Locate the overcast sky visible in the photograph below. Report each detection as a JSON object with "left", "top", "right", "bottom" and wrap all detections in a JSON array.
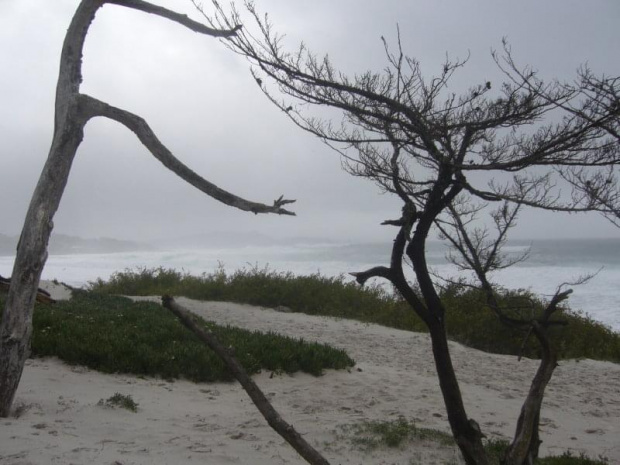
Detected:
[{"left": 0, "top": 0, "right": 618, "bottom": 244}]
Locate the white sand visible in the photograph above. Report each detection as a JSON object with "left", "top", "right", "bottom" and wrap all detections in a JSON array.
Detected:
[
  {"left": 39, "top": 280, "right": 74, "bottom": 302},
  {"left": 1, "top": 291, "right": 618, "bottom": 464}
]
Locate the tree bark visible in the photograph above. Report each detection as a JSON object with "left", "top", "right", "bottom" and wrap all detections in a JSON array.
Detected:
[
  {"left": 162, "top": 296, "right": 331, "bottom": 465},
  {"left": 0, "top": 121, "right": 86, "bottom": 416}
]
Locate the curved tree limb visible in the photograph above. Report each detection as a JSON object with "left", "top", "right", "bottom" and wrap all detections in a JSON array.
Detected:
[
  {"left": 349, "top": 266, "right": 392, "bottom": 285},
  {"left": 351, "top": 201, "right": 430, "bottom": 324},
  {"left": 107, "top": 0, "right": 242, "bottom": 37},
  {"left": 80, "top": 94, "right": 295, "bottom": 215}
]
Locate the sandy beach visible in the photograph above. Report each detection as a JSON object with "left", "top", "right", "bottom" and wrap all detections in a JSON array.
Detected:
[{"left": 1, "top": 285, "right": 619, "bottom": 464}]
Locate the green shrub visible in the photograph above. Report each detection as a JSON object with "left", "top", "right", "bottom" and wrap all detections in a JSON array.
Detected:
[
  {"left": 537, "top": 452, "right": 609, "bottom": 465},
  {"left": 89, "top": 266, "right": 416, "bottom": 327},
  {"left": 482, "top": 440, "right": 608, "bottom": 465},
  {"left": 98, "top": 393, "right": 138, "bottom": 412},
  {"left": 90, "top": 267, "right": 620, "bottom": 363},
  {"left": 1, "top": 291, "right": 354, "bottom": 382},
  {"left": 440, "top": 284, "right": 620, "bottom": 361}
]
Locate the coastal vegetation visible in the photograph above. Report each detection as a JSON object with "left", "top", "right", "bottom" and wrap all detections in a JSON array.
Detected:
[
  {"left": 0, "top": 290, "right": 354, "bottom": 382},
  {"left": 1, "top": 276, "right": 613, "bottom": 464},
  {"left": 90, "top": 267, "right": 620, "bottom": 363},
  {"left": 97, "top": 393, "right": 139, "bottom": 413},
  {"left": 334, "top": 417, "right": 608, "bottom": 464}
]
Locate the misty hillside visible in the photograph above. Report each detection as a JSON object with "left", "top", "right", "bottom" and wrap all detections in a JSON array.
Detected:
[{"left": 0, "top": 233, "right": 153, "bottom": 257}]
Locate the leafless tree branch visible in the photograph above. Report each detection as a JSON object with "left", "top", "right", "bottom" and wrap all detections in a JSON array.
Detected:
[{"left": 162, "top": 296, "right": 331, "bottom": 465}]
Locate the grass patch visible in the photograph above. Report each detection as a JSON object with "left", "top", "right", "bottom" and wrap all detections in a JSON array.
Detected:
[
  {"left": 340, "top": 416, "right": 453, "bottom": 451},
  {"left": 537, "top": 452, "right": 609, "bottom": 465},
  {"left": 98, "top": 393, "right": 138, "bottom": 412},
  {"left": 336, "top": 420, "right": 607, "bottom": 464},
  {"left": 483, "top": 440, "right": 609, "bottom": 465},
  {"left": 1, "top": 291, "right": 353, "bottom": 382},
  {"left": 90, "top": 267, "right": 620, "bottom": 363}
]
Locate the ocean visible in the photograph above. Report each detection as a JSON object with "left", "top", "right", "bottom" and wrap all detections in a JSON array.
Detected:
[{"left": 1, "top": 238, "right": 618, "bottom": 331}]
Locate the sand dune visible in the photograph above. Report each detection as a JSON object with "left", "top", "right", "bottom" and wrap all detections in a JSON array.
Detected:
[{"left": 1, "top": 289, "right": 618, "bottom": 464}]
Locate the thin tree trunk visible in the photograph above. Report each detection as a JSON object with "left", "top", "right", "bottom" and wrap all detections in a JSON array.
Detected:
[
  {"left": 355, "top": 192, "right": 489, "bottom": 464},
  {"left": 0, "top": 117, "right": 87, "bottom": 416},
  {"left": 161, "top": 296, "right": 331, "bottom": 465},
  {"left": 427, "top": 321, "right": 489, "bottom": 465},
  {"left": 0, "top": 0, "right": 100, "bottom": 417},
  {"left": 503, "top": 290, "right": 570, "bottom": 465},
  {"left": 408, "top": 213, "right": 488, "bottom": 465},
  {"left": 503, "top": 324, "right": 558, "bottom": 465}
]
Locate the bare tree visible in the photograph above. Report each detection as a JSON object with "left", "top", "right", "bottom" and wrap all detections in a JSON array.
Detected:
[
  {"left": 553, "top": 70, "right": 619, "bottom": 227},
  {"left": 199, "top": 3, "right": 619, "bottom": 464},
  {"left": 498, "top": 55, "right": 620, "bottom": 227},
  {"left": 0, "top": 0, "right": 295, "bottom": 418}
]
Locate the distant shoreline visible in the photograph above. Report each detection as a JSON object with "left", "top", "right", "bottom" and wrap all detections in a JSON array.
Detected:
[{"left": 1, "top": 232, "right": 618, "bottom": 258}]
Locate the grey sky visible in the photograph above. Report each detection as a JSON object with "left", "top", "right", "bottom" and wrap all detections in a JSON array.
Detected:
[{"left": 0, "top": 0, "right": 618, "bottom": 243}]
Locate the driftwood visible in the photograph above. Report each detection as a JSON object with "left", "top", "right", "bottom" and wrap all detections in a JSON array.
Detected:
[
  {"left": 0, "top": 276, "right": 55, "bottom": 305},
  {"left": 161, "top": 296, "right": 331, "bottom": 465}
]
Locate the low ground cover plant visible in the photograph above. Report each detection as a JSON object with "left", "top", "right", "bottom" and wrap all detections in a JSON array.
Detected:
[
  {"left": 98, "top": 393, "right": 139, "bottom": 412},
  {"left": 90, "top": 267, "right": 620, "bottom": 362},
  {"left": 335, "top": 418, "right": 608, "bottom": 464},
  {"left": 339, "top": 416, "right": 454, "bottom": 451},
  {"left": 0, "top": 291, "right": 354, "bottom": 382}
]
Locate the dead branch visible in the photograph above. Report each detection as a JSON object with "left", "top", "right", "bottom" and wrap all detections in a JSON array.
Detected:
[
  {"left": 349, "top": 267, "right": 392, "bottom": 286},
  {"left": 161, "top": 296, "right": 331, "bottom": 465},
  {"left": 108, "top": 0, "right": 242, "bottom": 37},
  {"left": 80, "top": 95, "right": 296, "bottom": 215},
  {"left": 0, "top": 275, "right": 55, "bottom": 305}
]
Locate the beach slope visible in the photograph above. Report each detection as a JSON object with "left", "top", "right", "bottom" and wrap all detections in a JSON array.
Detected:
[{"left": 1, "top": 294, "right": 618, "bottom": 464}]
